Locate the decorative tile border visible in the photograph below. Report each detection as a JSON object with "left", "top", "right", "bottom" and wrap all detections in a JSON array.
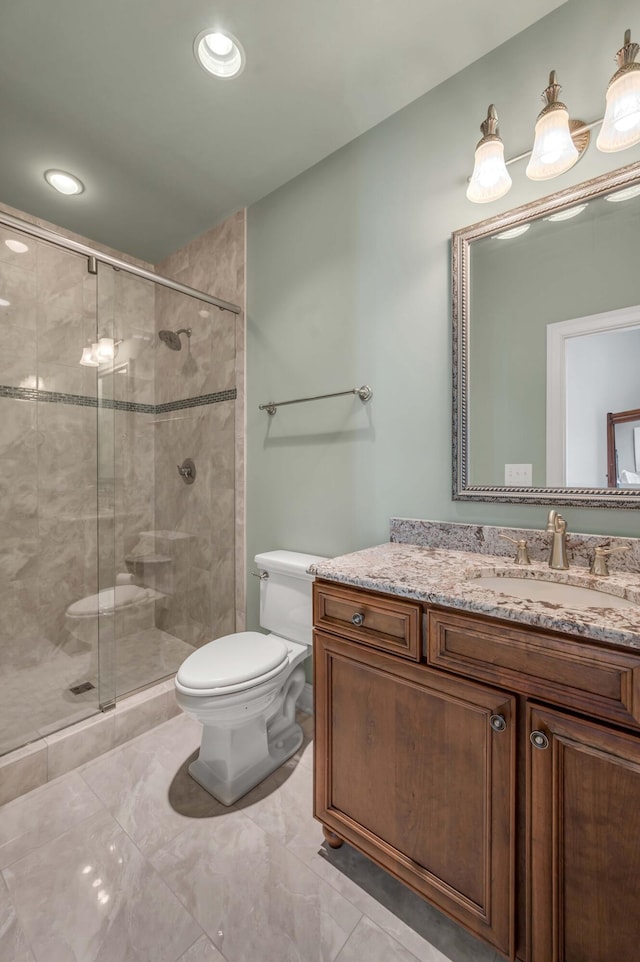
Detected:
[
  {"left": 101, "top": 397, "right": 155, "bottom": 413},
  {"left": 0, "top": 384, "right": 236, "bottom": 414},
  {"left": 156, "top": 389, "right": 237, "bottom": 413}
]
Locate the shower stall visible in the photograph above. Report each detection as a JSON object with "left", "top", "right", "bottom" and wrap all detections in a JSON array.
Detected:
[{"left": 0, "top": 210, "right": 241, "bottom": 759}]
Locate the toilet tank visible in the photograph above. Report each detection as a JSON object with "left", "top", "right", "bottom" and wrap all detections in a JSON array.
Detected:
[{"left": 256, "top": 550, "right": 327, "bottom": 645}]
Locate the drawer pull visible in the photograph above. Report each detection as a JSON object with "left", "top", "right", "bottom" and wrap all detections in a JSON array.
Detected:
[
  {"left": 351, "top": 612, "right": 365, "bottom": 626},
  {"left": 490, "top": 714, "right": 507, "bottom": 733},
  {"left": 530, "top": 730, "right": 549, "bottom": 750}
]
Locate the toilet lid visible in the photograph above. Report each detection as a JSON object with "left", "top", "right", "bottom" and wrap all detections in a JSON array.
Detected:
[
  {"left": 67, "top": 584, "right": 149, "bottom": 617},
  {"left": 176, "top": 632, "right": 289, "bottom": 691}
]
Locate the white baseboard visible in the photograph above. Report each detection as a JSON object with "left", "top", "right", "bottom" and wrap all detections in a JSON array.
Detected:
[{"left": 297, "top": 682, "right": 313, "bottom": 716}]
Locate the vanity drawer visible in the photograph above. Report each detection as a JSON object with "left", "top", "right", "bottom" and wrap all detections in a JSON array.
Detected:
[
  {"left": 427, "top": 607, "right": 640, "bottom": 730},
  {"left": 313, "top": 581, "right": 421, "bottom": 660}
]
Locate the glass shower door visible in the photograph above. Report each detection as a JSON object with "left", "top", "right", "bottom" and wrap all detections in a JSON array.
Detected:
[
  {"left": 97, "top": 264, "right": 236, "bottom": 700},
  {"left": 0, "top": 226, "right": 107, "bottom": 754},
  {"left": 97, "top": 263, "right": 188, "bottom": 699}
]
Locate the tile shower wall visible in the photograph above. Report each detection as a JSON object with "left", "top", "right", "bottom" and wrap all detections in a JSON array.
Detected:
[{"left": 155, "top": 210, "right": 246, "bottom": 648}]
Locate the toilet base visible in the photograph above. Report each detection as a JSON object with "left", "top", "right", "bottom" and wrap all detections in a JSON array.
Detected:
[
  {"left": 186, "top": 663, "right": 306, "bottom": 806},
  {"left": 188, "top": 722, "right": 303, "bottom": 806}
]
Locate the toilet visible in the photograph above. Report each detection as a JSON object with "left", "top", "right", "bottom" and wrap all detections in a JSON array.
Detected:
[
  {"left": 65, "top": 575, "right": 164, "bottom": 649},
  {"left": 174, "top": 549, "right": 326, "bottom": 805}
]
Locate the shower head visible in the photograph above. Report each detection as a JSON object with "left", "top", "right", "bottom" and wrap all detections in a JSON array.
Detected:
[{"left": 158, "top": 328, "right": 191, "bottom": 351}]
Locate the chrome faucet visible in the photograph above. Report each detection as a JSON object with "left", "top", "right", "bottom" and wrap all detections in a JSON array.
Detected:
[{"left": 546, "top": 510, "right": 569, "bottom": 570}]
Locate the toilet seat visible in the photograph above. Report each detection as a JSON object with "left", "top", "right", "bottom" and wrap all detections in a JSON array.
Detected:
[
  {"left": 175, "top": 632, "right": 290, "bottom": 697},
  {"left": 66, "top": 584, "right": 154, "bottom": 618}
]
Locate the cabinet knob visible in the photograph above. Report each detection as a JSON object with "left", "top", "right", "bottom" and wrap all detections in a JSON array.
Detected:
[
  {"left": 351, "top": 612, "right": 364, "bottom": 626},
  {"left": 530, "top": 730, "right": 549, "bottom": 750},
  {"left": 489, "top": 714, "right": 507, "bottom": 733}
]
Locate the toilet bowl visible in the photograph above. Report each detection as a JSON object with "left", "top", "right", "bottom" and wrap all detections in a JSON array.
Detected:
[
  {"left": 174, "top": 550, "right": 326, "bottom": 805},
  {"left": 65, "top": 579, "right": 162, "bottom": 648}
]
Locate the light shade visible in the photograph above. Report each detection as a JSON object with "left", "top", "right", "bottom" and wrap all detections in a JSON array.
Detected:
[
  {"left": 79, "top": 337, "right": 118, "bottom": 367},
  {"left": 466, "top": 105, "right": 512, "bottom": 204},
  {"left": 80, "top": 346, "right": 99, "bottom": 367},
  {"left": 526, "top": 72, "right": 578, "bottom": 180},
  {"left": 604, "top": 183, "right": 640, "bottom": 202},
  {"left": 495, "top": 224, "right": 530, "bottom": 240},
  {"left": 597, "top": 30, "right": 640, "bottom": 152},
  {"left": 545, "top": 203, "right": 588, "bottom": 222},
  {"left": 96, "top": 337, "right": 116, "bottom": 361}
]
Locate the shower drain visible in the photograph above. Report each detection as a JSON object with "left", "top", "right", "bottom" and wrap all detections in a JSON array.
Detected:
[{"left": 69, "top": 681, "right": 95, "bottom": 695}]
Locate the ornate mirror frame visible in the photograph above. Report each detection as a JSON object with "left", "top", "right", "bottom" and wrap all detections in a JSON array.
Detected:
[{"left": 452, "top": 159, "right": 640, "bottom": 506}]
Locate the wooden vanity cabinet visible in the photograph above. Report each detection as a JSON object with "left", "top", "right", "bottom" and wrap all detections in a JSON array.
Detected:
[
  {"left": 313, "top": 580, "right": 640, "bottom": 962},
  {"left": 313, "top": 583, "right": 516, "bottom": 958},
  {"left": 527, "top": 704, "right": 640, "bottom": 962}
]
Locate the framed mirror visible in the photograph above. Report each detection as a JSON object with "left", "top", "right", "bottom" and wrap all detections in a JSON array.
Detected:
[{"left": 452, "top": 159, "right": 640, "bottom": 505}]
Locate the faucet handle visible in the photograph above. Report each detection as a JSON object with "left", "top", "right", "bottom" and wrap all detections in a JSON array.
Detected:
[
  {"left": 499, "top": 534, "right": 531, "bottom": 565},
  {"left": 590, "top": 545, "right": 631, "bottom": 577}
]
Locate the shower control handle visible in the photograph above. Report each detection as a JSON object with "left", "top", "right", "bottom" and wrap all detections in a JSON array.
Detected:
[{"left": 177, "top": 458, "right": 196, "bottom": 484}]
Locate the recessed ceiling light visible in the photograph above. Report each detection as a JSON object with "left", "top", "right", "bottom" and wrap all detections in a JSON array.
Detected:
[
  {"left": 495, "top": 224, "right": 531, "bottom": 240},
  {"left": 194, "top": 29, "right": 244, "bottom": 78},
  {"left": 0, "top": 297, "right": 11, "bottom": 307},
  {"left": 605, "top": 183, "right": 640, "bottom": 202},
  {"left": 545, "top": 204, "right": 588, "bottom": 222},
  {"left": 5, "top": 238, "right": 29, "bottom": 253},
  {"left": 44, "top": 169, "right": 84, "bottom": 195}
]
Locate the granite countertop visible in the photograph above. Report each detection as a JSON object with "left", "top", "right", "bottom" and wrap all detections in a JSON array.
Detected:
[{"left": 310, "top": 542, "right": 640, "bottom": 650}]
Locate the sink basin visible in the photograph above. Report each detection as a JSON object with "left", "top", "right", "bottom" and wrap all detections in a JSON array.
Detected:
[{"left": 470, "top": 576, "right": 636, "bottom": 610}]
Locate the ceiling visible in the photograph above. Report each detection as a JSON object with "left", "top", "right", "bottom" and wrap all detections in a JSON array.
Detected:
[{"left": 0, "top": 0, "right": 566, "bottom": 263}]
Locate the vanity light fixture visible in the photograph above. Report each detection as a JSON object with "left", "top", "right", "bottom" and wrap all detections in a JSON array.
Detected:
[
  {"left": 525, "top": 72, "right": 582, "bottom": 181},
  {"left": 597, "top": 30, "right": 640, "bottom": 152},
  {"left": 467, "top": 29, "right": 640, "bottom": 203},
  {"left": 194, "top": 29, "right": 244, "bottom": 78},
  {"left": 466, "top": 105, "right": 512, "bottom": 203},
  {"left": 44, "top": 169, "right": 84, "bottom": 195},
  {"left": 4, "top": 238, "right": 29, "bottom": 253}
]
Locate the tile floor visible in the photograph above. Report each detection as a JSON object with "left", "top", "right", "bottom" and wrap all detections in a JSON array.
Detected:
[{"left": 0, "top": 710, "right": 502, "bottom": 962}]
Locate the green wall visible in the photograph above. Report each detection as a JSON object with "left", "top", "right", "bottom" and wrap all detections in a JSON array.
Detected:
[{"left": 246, "top": 0, "right": 640, "bottom": 630}]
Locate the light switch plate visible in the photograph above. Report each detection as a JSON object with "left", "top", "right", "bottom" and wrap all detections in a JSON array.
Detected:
[{"left": 505, "top": 463, "right": 532, "bottom": 485}]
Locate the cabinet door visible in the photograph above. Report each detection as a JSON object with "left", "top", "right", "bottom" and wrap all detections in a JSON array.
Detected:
[
  {"left": 527, "top": 704, "right": 640, "bottom": 962},
  {"left": 314, "top": 631, "right": 516, "bottom": 958}
]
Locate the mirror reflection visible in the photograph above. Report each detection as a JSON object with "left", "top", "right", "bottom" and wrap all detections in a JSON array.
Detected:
[
  {"left": 607, "top": 408, "right": 640, "bottom": 487},
  {"left": 453, "top": 162, "right": 640, "bottom": 505}
]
